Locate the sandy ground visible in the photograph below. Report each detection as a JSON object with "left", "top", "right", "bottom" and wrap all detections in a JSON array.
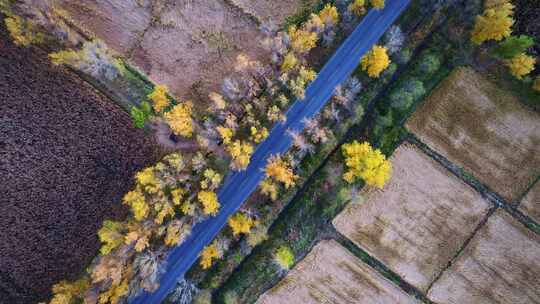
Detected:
[
  {"left": 520, "top": 182, "right": 540, "bottom": 223},
  {"left": 58, "top": 0, "right": 276, "bottom": 105},
  {"left": 0, "top": 20, "right": 157, "bottom": 303},
  {"left": 428, "top": 210, "right": 540, "bottom": 304},
  {"left": 406, "top": 67, "right": 540, "bottom": 202},
  {"left": 332, "top": 144, "right": 490, "bottom": 292},
  {"left": 256, "top": 240, "right": 420, "bottom": 304}
]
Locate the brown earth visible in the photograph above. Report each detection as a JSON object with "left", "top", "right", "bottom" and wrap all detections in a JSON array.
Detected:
[
  {"left": 332, "top": 144, "right": 490, "bottom": 292},
  {"left": 59, "top": 0, "right": 272, "bottom": 105},
  {"left": 228, "top": 0, "right": 305, "bottom": 26},
  {"left": 428, "top": 210, "right": 540, "bottom": 304},
  {"left": 406, "top": 67, "right": 540, "bottom": 202},
  {"left": 0, "top": 20, "right": 157, "bottom": 303},
  {"left": 520, "top": 181, "right": 540, "bottom": 223},
  {"left": 256, "top": 240, "right": 420, "bottom": 304}
]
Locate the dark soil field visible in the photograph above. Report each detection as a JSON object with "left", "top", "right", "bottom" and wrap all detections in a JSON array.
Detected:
[{"left": 0, "top": 21, "right": 158, "bottom": 303}]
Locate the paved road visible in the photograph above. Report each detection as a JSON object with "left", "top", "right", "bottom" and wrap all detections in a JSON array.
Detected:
[{"left": 131, "top": 1, "right": 410, "bottom": 302}]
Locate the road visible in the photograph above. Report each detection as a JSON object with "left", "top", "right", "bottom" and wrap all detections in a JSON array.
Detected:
[{"left": 130, "top": 1, "right": 410, "bottom": 302}]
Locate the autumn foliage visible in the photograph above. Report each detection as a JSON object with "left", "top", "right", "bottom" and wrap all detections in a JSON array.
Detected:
[
  {"left": 471, "top": 1, "right": 514, "bottom": 45},
  {"left": 505, "top": 53, "right": 536, "bottom": 79},
  {"left": 361, "top": 45, "right": 391, "bottom": 78},
  {"left": 342, "top": 141, "right": 392, "bottom": 189}
]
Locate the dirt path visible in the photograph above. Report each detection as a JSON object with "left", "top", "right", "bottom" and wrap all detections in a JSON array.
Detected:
[{"left": 0, "top": 20, "right": 158, "bottom": 303}]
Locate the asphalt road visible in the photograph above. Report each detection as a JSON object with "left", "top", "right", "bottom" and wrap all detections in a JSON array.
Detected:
[{"left": 131, "top": 1, "right": 410, "bottom": 302}]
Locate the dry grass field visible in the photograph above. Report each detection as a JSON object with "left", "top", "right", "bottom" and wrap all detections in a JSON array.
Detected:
[
  {"left": 520, "top": 182, "right": 540, "bottom": 223},
  {"left": 59, "top": 0, "right": 271, "bottom": 103},
  {"left": 428, "top": 210, "right": 540, "bottom": 304},
  {"left": 407, "top": 67, "right": 540, "bottom": 202},
  {"left": 229, "top": 0, "right": 306, "bottom": 26},
  {"left": 332, "top": 144, "right": 490, "bottom": 291},
  {"left": 256, "top": 240, "right": 420, "bottom": 304}
]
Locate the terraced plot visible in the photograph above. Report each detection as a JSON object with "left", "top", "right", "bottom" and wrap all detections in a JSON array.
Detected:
[
  {"left": 256, "top": 240, "right": 420, "bottom": 304},
  {"left": 428, "top": 210, "right": 540, "bottom": 304},
  {"left": 407, "top": 67, "right": 540, "bottom": 202},
  {"left": 332, "top": 144, "right": 490, "bottom": 291}
]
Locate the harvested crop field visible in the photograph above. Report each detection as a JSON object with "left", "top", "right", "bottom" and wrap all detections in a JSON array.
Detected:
[
  {"left": 332, "top": 144, "right": 490, "bottom": 291},
  {"left": 428, "top": 210, "right": 540, "bottom": 304},
  {"left": 59, "top": 0, "right": 271, "bottom": 104},
  {"left": 406, "top": 67, "right": 540, "bottom": 202},
  {"left": 520, "top": 181, "right": 540, "bottom": 223},
  {"left": 257, "top": 240, "right": 420, "bottom": 304},
  {"left": 229, "top": 0, "right": 306, "bottom": 26},
  {"left": 0, "top": 21, "right": 158, "bottom": 303}
]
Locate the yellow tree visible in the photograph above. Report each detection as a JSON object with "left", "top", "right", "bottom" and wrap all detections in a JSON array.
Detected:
[
  {"left": 227, "top": 140, "right": 254, "bottom": 170},
  {"left": 360, "top": 45, "right": 391, "bottom": 78},
  {"left": 49, "top": 278, "right": 90, "bottom": 304},
  {"left": 148, "top": 85, "right": 170, "bottom": 113},
  {"left": 342, "top": 141, "right": 392, "bottom": 189},
  {"left": 288, "top": 25, "right": 318, "bottom": 54},
  {"left": 198, "top": 190, "right": 220, "bottom": 215},
  {"left": 506, "top": 53, "right": 536, "bottom": 79},
  {"left": 348, "top": 0, "right": 366, "bottom": 16},
  {"left": 200, "top": 242, "right": 220, "bottom": 269},
  {"left": 5, "top": 15, "right": 44, "bottom": 46},
  {"left": 228, "top": 212, "right": 256, "bottom": 236},
  {"left": 265, "top": 155, "right": 298, "bottom": 189},
  {"left": 260, "top": 179, "right": 279, "bottom": 201},
  {"left": 370, "top": 0, "right": 385, "bottom": 9},
  {"left": 318, "top": 4, "right": 339, "bottom": 26},
  {"left": 164, "top": 101, "right": 194, "bottom": 138},
  {"left": 471, "top": 4, "right": 514, "bottom": 45}
]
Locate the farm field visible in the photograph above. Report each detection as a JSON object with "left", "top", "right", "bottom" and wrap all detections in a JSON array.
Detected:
[
  {"left": 257, "top": 240, "right": 420, "bottom": 304},
  {"left": 0, "top": 21, "right": 158, "bottom": 303},
  {"left": 332, "top": 143, "right": 490, "bottom": 292},
  {"left": 520, "top": 182, "right": 540, "bottom": 222},
  {"left": 58, "top": 0, "right": 277, "bottom": 104},
  {"left": 406, "top": 67, "right": 540, "bottom": 202},
  {"left": 428, "top": 210, "right": 540, "bottom": 304}
]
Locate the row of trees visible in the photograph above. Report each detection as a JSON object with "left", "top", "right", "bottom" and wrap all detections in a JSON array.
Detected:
[{"left": 471, "top": 0, "right": 538, "bottom": 90}]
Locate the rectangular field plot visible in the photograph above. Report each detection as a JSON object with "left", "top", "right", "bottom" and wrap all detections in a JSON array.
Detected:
[
  {"left": 406, "top": 67, "right": 540, "bottom": 202},
  {"left": 333, "top": 144, "right": 490, "bottom": 291},
  {"left": 428, "top": 210, "right": 540, "bottom": 304},
  {"left": 256, "top": 240, "right": 419, "bottom": 304},
  {"left": 520, "top": 181, "right": 539, "bottom": 223}
]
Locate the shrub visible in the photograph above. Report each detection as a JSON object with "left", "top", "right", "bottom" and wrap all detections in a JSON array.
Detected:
[
  {"left": 389, "top": 79, "right": 425, "bottom": 109},
  {"left": 148, "top": 85, "right": 170, "bottom": 113},
  {"left": 492, "top": 35, "right": 535, "bottom": 59},
  {"left": 417, "top": 54, "right": 441, "bottom": 74},
  {"left": 130, "top": 106, "right": 146, "bottom": 129},
  {"left": 505, "top": 53, "right": 536, "bottom": 79},
  {"left": 274, "top": 246, "right": 295, "bottom": 270},
  {"left": 228, "top": 213, "right": 255, "bottom": 236},
  {"left": 193, "top": 290, "right": 212, "bottom": 304},
  {"left": 4, "top": 15, "right": 43, "bottom": 46}
]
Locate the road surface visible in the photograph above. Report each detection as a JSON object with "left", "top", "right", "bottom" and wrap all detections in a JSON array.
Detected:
[{"left": 131, "top": 1, "right": 410, "bottom": 302}]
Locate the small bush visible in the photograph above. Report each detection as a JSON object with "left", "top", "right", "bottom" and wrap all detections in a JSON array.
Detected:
[{"left": 274, "top": 246, "right": 295, "bottom": 270}]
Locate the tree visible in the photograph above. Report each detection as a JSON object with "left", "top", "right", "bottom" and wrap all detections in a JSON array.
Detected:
[
  {"left": 200, "top": 243, "right": 220, "bottom": 269},
  {"left": 318, "top": 4, "right": 339, "bottom": 27},
  {"left": 260, "top": 179, "right": 280, "bottom": 201},
  {"left": 288, "top": 25, "right": 318, "bottom": 53},
  {"left": 164, "top": 101, "right": 194, "bottom": 138},
  {"left": 5, "top": 15, "right": 44, "bottom": 46},
  {"left": 348, "top": 0, "right": 366, "bottom": 16},
  {"left": 371, "top": 0, "right": 385, "bottom": 9},
  {"left": 506, "top": 53, "right": 536, "bottom": 79},
  {"left": 492, "top": 35, "right": 535, "bottom": 59},
  {"left": 342, "top": 141, "right": 392, "bottom": 189},
  {"left": 148, "top": 84, "right": 171, "bottom": 113},
  {"left": 228, "top": 213, "right": 255, "bottom": 236},
  {"left": 417, "top": 54, "right": 441, "bottom": 74},
  {"left": 360, "top": 45, "right": 391, "bottom": 78},
  {"left": 471, "top": 4, "right": 514, "bottom": 45},
  {"left": 247, "top": 225, "right": 269, "bottom": 247},
  {"left": 274, "top": 246, "right": 294, "bottom": 270},
  {"left": 265, "top": 155, "right": 298, "bottom": 189},
  {"left": 198, "top": 191, "right": 220, "bottom": 216},
  {"left": 98, "top": 220, "right": 125, "bottom": 255},
  {"left": 227, "top": 140, "right": 254, "bottom": 170},
  {"left": 50, "top": 279, "right": 89, "bottom": 304}
]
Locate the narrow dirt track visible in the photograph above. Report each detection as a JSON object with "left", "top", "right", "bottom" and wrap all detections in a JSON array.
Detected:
[{"left": 0, "top": 20, "right": 158, "bottom": 303}]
